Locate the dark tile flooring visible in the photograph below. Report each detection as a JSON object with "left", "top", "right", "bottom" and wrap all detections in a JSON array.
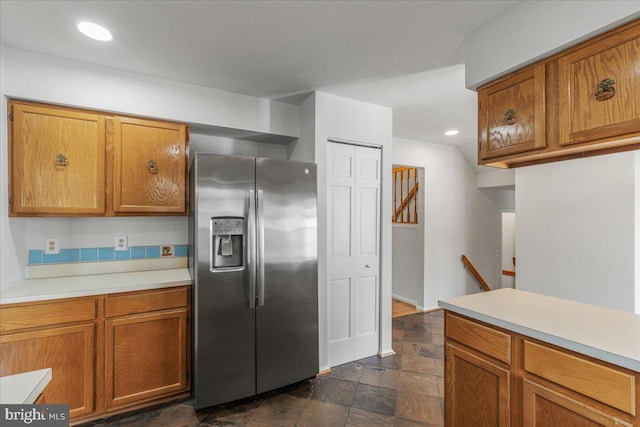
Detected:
[{"left": 83, "top": 310, "right": 444, "bottom": 427}]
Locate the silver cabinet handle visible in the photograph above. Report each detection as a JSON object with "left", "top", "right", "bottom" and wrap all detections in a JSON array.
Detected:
[
  {"left": 257, "top": 189, "right": 265, "bottom": 306},
  {"left": 248, "top": 190, "right": 256, "bottom": 308}
]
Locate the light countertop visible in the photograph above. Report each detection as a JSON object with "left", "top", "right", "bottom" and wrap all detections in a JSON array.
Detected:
[
  {"left": 0, "top": 268, "right": 192, "bottom": 305},
  {"left": 438, "top": 288, "right": 640, "bottom": 372},
  {"left": 0, "top": 368, "right": 52, "bottom": 404}
]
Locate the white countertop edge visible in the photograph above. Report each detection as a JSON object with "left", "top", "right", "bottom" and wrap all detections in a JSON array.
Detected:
[
  {"left": 438, "top": 300, "right": 640, "bottom": 372},
  {"left": 0, "top": 368, "right": 52, "bottom": 404},
  {"left": 1, "top": 279, "right": 192, "bottom": 305},
  {"left": 1, "top": 269, "right": 193, "bottom": 305}
]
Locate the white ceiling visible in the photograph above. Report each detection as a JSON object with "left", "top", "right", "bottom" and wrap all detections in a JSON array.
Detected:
[{"left": 0, "top": 0, "right": 521, "bottom": 148}]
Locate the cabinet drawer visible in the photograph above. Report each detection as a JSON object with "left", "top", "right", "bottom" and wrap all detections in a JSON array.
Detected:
[
  {"left": 445, "top": 313, "right": 511, "bottom": 364},
  {"left": 105, "top": 287, "right": 188, "bottom": 318},
  {"left": 523, "top": 379, "right": 634, "bottom": 427},
  {"left": 0, "top": 298, "right": 97, "bottom": 334},
  {"left": 523, "top": 340, "right": 636, "bottom": 415}
]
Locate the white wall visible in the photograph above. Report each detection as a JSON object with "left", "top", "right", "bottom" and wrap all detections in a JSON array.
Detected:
[
  {"left": 392, "top": 225, "right": 422, "bottom": 306},
  {"left": 465, "top": 2, "right": 640, "bottom": 88},
  {"left": 516, "top": 152, "right": 636, "bottom": 312},
  {"left": 22, "top": 217, "right": 188, "bottom": 253},
  {"left": 477, "top": 169, "right": 515, "bottom": 189},
  {"left": 501, "top": 212, "right": 516, "bottom": 289},
  {"left": 190, "top": 134, "right": 288, "bottom": 160},
  {"left": 636, "top": 151, "right": 640, "bottom": 314},
  {"left": 393, "top": 137, "right": 503, "bottom": 309},
  {"left": 1, "top": 47, "right": 300, "bottom": 136},
  {"left": 305, "top": 92, "right": 393, "bottom": 370},
  {"left": 392, "top": 168, "right": 425, "bottom": 307},
  {"left": 0, "top": 49, "right": 28, "bottom": 287},
  {"left": 486, "top": 189, "right": 515, "bottom": 211},
  {"left": 0, "top": 47, "right": 300, "bottom": 288},
  {"left": 288, "top": 93, "right": 316, "bottom": 163}
]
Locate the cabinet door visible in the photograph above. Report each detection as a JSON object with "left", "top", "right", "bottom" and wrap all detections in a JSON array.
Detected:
[
  {"left": 523, "top": 380, "right": 633, "bottom": 427},
  {"left": 10, "top": 103, "right": 106, "bottom": 214},
  {"left": 105, "top": 308, "right": 188, "bottom": 409},
  {"left": 478, "top": 63, "right": 546, "bottom": 161},
  {"left": 445, "top": 343, "right": 510, "bottom": 427},
  {"left": 559, "top": 23, "right": 640, "bottom": 146},
  {"left": 113, "top": 116, "right": 187, "bottom": 213},
  {"left": 0, "top": 324, "right": 96, "bottom": 419}
]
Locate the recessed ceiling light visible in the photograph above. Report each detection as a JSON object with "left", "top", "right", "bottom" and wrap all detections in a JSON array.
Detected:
[
  {"left": 444, "top": 130, "right": 459, "bottom": 136},
  {"left": 77, "top": 21, "right": 113, "bottom": 41}
]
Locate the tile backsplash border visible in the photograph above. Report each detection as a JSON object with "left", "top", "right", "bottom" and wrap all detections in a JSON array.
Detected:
[{"left": 28, "top": 244, "right": 188, "bottom": 265}]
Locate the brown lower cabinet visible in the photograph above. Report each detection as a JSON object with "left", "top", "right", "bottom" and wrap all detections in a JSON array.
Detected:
[
  {"left": 103, "top": 286, "right": 191, "bottom": 420},
  {"left": 444, "top": 312, "right": 639, "bottom": 427},
  {"left": 446, "top": 343, "right": 511, "bottom": 426},
  {"left": 0, "top": 323, "right": 96, "bottom": 418},
  {"left": 0, "top": 286, "right": 191, "bottom": 425}
]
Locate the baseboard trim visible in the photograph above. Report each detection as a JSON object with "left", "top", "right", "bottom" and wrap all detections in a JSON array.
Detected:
[
  {"left": 418, "top": 305, "right": 441, "bottom": 313},
  {"left": 392, "top": 294, "right": 418, "bottom": 306},
  {"left": 317, "top": 367, "right": 331, "bottom": 376},
  {"left": 378, "top": 349, "right": 396, "bottom": 358},
  {"left": 71, "top": 391, "right": 190, "bottom": 426}
]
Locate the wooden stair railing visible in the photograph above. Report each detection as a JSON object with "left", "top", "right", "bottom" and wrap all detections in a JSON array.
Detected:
[
  {"left": 502, "top": 257, "right": 516, "bottom": 277},
  {"left": 393, "top": 166, "right": 418, "bottom": 223},
  {"left": 394, "top": 184, "right": 418, "bottom": 220},
  {"left": 460, "top": 255, "right": 492, "bottom": 292}
]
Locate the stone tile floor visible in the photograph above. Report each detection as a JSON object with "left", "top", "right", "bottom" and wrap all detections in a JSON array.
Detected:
[{"left": 82, "top": 310, "right": 444, "bottom": 427}]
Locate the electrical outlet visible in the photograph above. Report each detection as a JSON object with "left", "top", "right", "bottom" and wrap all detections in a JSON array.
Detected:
[
  {"left": 44, "top": 238, "right": 60, "bottom": 255},
  {"left": 115, "top": 235, "right": 128, "bottom": 251}
]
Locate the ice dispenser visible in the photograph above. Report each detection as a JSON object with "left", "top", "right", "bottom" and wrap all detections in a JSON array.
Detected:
[{"left": 210, "top": 217, "right": 245, "bottom": 270}]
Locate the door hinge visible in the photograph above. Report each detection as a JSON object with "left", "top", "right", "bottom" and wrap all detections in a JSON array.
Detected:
[
  {"left": 8, "top": 112, "right": 14, "bottom": 122},
  {"left": 186, "top": 371, "right": 190, "bottom": 382},
  {"left": 8, "top": 195, "right": 14, "bottom": 205}
]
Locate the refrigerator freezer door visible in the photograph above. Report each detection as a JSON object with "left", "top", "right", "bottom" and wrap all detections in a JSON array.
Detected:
[
  {"left": 192, "top": 153, "right": 256, "bottom": 409},
  {"left": 255, "top": 158, "right": 319, "bottom": 393}
]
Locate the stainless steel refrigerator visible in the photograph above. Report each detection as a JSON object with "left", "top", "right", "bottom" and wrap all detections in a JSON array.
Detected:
[{"left": 189, "top": 153, "right": 318, "bottom": 409}]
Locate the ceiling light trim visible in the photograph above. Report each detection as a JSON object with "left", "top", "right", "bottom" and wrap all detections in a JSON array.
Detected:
[{"left": 77, "top": 21, "right": 113, "bottom": 41}]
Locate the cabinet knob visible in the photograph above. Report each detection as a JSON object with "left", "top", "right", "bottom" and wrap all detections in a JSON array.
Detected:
[
  {"left": 54, "top": 153, "right": 68, "bottom": 168},
  {"left": 595, "top": 78, "right": 616, "bottom": 101},
  {"left": 365, "top": 264, "right": 371, "bottom": 268},
  {"left": 502, "top": 109, "right": 517, "bottom": 125},
  {"left": 146, "top": 159, "right": 158, "bottom": 174}
]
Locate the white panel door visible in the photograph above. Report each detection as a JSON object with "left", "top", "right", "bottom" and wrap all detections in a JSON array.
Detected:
[
  {"left": 327, "top": 142, "right": 381, "bottom": 366},
  {"left": 353, "top": 146, "right": 381, "bottom": 360}
]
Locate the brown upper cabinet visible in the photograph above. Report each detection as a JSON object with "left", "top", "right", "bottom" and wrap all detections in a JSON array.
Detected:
[
  {"left": 558, "top": 23, "right": 640, "bottom": 146},
  {"left": 478, "top": 63, "right": 546, "bottom": 161},
  {"left": 113, "top": 117, "right": 187, "bottom": 213},
  {"left": 9, "top": 103, "right": 106, "bottom": 215},
  {"left": 478, "top": 19, "right": 640, "bottom": 168},
  {"left": 8, "top": 101, "right": 189, "bottom": 216}
]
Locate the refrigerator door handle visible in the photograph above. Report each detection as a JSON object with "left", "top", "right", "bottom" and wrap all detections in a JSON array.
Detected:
[
  {"left": 257, "top": 189, "right": 265, "bottom": 306},
  {"left": 248, "top": 189, "right": 257, "bottom": 308}
]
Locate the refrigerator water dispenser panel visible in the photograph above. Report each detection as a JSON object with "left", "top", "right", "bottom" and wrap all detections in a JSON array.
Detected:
[{"left": 210, "top": 217, "right": 245, "bottom": 270}]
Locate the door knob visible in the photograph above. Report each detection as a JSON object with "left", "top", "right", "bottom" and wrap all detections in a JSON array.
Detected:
[{"left": 365, "top": 264, "right": 371, "bottom": 268}]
